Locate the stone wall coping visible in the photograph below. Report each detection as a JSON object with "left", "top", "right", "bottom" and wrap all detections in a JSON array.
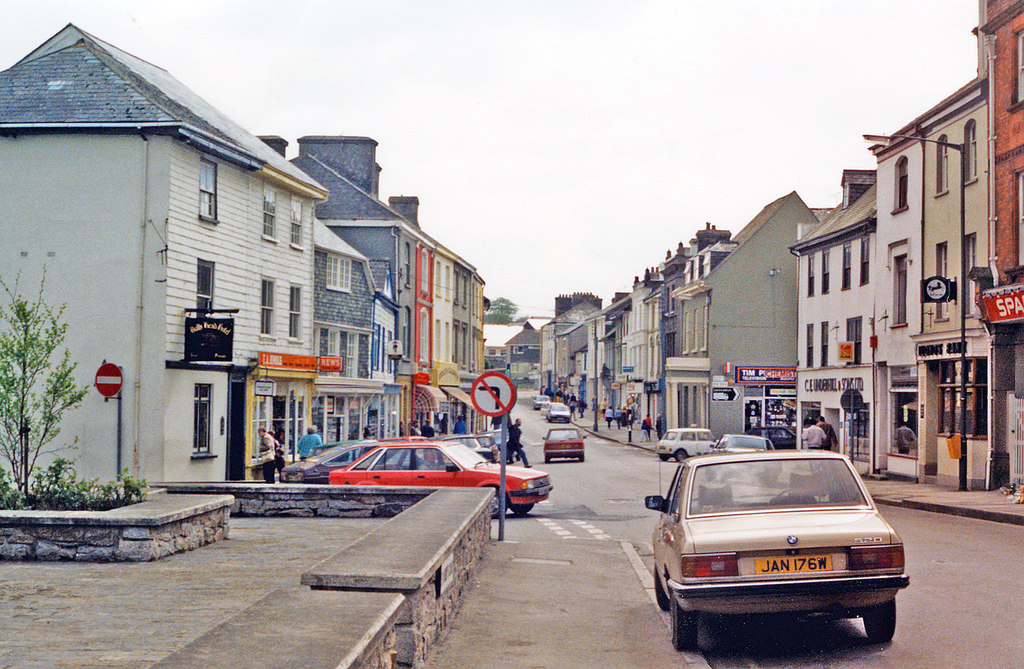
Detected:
[
  {"left": 154, "top": 481, "right": 432, "bottom": 501},
  {"left": 0, "top": 493, "right": 234, "bottom": 527},
  {"left": 301, "top": 487, "right": 492, "bottom": 592},
  {"left": 150, "top": 587, "right": 405, "bottom": 669}
]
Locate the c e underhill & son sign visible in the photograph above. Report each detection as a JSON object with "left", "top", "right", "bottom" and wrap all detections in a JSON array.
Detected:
[{"left": 804, "top": 377, "right": 865, "bottom": 393}]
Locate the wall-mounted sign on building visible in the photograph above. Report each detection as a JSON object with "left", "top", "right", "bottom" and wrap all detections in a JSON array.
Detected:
[
  {"left": 253, "top": 379, "right": 277, "bottom": 396},
  {"left": 734, "top": 366, "right": 797, "bottom": 385},
  {"left": 184, "top": 317, "right": 234, "bottom": 362},
  {"left": 981, "top": 283, "right": 1024, "bottom": 324},
  {"left": 837, "top": 342, "right": 853, "bottom": 361},
  {"left": 257, "top": 352, "right": 317, "bottom": 371}
]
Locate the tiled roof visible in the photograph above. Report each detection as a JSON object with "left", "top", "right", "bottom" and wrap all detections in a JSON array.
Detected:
[
  {"left": 369, "top": 259, "right": 391, "bottom": 291},
  {"left": 792, "top": 183, "right": 876, "bottom": 251}
]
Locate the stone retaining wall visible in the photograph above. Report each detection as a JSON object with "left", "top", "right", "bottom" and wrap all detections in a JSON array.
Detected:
[
  {"left": 156, "top": 482, "right": 431, "bottom": 518},
  {"left": 302, "top": 488, "right": 493, "bottom": 669},
  {"left": 0, "top": 493, "right": 233, "bottom": 562}
]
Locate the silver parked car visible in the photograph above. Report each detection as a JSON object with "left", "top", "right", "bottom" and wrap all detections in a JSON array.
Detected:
[{"left": 646, "top": 450, "right": 909, "bottom": 651}]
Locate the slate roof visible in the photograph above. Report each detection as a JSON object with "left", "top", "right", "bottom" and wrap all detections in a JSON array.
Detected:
[
  {"left": 0, "top": 24, "right": 323, "bottom": 191},
  {"left": 790, "top": 183, "right": 876, "bottom": 253},
  {"left": 314, "top": 220, "right": 367, "bottom": 259},
  {"left": 292, "top": 152, "right": 404, "bottom": 221},
  {"left": 369, "top": 259, "right": 391, "bottom": 292}
]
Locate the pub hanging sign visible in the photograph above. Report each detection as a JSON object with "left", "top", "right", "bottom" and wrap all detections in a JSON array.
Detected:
[{"left": 184, "top": 316, "right": 234, "bottom": 362}]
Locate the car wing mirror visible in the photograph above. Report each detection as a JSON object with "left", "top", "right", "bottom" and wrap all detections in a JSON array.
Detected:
[
  {"left": 445, "top": 463, "right": 459, "bottom": 472},
  {"left": 644, "top": 495, "right": 666, "bottom": 512}
]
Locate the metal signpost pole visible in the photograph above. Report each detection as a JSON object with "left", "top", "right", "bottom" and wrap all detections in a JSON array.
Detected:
[
  {"left": 498, "top": 411, "right": 508, "bottom": 541},
  {"left": 958, "top": 145, "right": 968, "bottom": 491}
]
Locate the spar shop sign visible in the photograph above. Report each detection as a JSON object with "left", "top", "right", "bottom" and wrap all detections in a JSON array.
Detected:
[{"left": 981, "top": 284, "right": 1024, "bottom": 324}]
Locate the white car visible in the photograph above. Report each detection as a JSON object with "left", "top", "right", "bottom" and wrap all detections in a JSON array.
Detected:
[
  {"left": 533, "top": 395, "right": 552, "bottom": 411},
  {"left": 546, "top": 402, "right": 571, "bottom": 423},
  {"left": 655, "top": 428, "right": 716, "bottom": 461},
  {"left": 646, "top": 450, "right": 909, "bottom": 651}
]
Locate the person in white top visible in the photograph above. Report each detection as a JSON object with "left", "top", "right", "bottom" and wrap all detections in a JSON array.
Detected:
[{"left": 801, "top": 418, "right": 827, "bottom": 449}]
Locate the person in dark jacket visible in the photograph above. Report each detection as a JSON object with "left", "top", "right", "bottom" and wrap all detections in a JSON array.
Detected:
[
  {"left": 506, "top": 418, "right": 530, "bottom": 467},
  {"left": 817, "top": 416, "right": 839, "bottom": 451}
]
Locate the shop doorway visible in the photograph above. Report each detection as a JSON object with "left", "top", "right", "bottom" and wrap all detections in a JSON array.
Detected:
[{"left": 1010, "top": 394, "right": 1024, "bottom": 485}]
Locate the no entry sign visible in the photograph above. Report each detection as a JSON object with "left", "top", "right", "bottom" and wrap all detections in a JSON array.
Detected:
[
  {"left": 470, "top": 371, "right": 517, "bottom": 416},
  {"left": 94, "top": 363, "right": 123, "bottom": 398}
]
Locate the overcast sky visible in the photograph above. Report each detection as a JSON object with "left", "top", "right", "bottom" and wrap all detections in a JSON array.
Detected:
[{"left": 3, "top": 1, "right": 981, "bottom": 317}]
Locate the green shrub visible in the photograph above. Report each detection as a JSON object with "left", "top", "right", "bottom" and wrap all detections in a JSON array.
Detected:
[
  {"left": 4, "top": 458, "right": 147, "bottom": 511},
  {"left": 0, "top": 467, "right": 23, "bottom": 510}
]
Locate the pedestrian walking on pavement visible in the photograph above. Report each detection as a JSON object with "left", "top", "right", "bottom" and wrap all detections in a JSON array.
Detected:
[
  {"left": 817, "top": 416, "right": 839, "bottom": 451},
  {"left": 257, "top": 427, "right": 277, "bottom": 483},
  {"left": 641, "top": 415, "right": 652, "bottom": 442},
  {"left": 296, "top": 426, "right": 323, "bottom": 459},
  {"left": 614, "top": 407, "right": 623, "bottom": 428},
  {"left": 801, "top": 418, "right": 826, "bottom": 449},
  {"left": 605, "top": 407, "right": 614, "bottom": 429},
  {"left": 506, "top": 418, "right": 530, "bottom": 467}
]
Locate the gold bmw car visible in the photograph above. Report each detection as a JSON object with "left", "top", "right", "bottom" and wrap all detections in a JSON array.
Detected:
[{"left": 645, "top": 450, "right": 909, "bottom": 651}]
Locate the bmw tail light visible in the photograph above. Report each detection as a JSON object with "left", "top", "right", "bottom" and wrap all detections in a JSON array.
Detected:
[
  {"left": 681, "top": 553, "right": 739, "bottom": 578},
  {"left": 848, "top": 545, "right": 904, "bottom": 570}
]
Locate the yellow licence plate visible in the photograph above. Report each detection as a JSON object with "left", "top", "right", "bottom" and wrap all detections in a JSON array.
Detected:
[{"left": 754, "top": 555, "right": 833, "bottom": 575}]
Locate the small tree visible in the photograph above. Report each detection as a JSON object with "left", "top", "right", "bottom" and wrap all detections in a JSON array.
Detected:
[
  {"left": 0, "top": 275, "right": 89, "bottom": 495},
  {"left": 484, "top": 297, "right": 518, "bottom": 324}
]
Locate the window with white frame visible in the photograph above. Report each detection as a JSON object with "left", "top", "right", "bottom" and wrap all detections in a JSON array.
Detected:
[
  {"left": 197, "top": 259, "right": 214, "bottom": 311},
  {"left": 859, "top": 237, "right": 870, "bottom": 285},
  {"left": 420, "top": 248, "right": 430, "bottom": 293},
  {"left": 936, "top": 242, "right": 948, "bottom": 320},
  {"left": 325, "top": 254, "right": 351, "bottom": 292},
  {"left": 345, "top": 332, "right": 356, "bottom": 377},
  {"left": 806, "top": 323, "right": 814, "bottom": 368},
  {"left": 263, "top": 189, "right": 276, "bottom": 238},
  {"left": 420, "top": 309, "right": 429, "bottom": 363},
  {"left": 288, "top": 286, "right": 301, "bottom": 339},
  {"left": 1018, "top": 172, "right": 1024, "bottom": 265},
  {"left": 445, "top": 266, "right": 451, "bottom": 301},
  {"left": 936, "top": 135, "right": 949, "bottom": 194},
  {"left": 965, "top": 120, "right": 977, "bottom": 182},
  {"left": 199, "top": 160, "right": 217, "bottom": 220},
  {"left": 260, "top": 279, "right": 274, "bottom": 335},
  {"left": 193, "top": 383, "right": 212, "bottom": 455},
  {"left": 893, "top": 254, "right": 908, "bottom": 325},
  {"left": 895, "top": 157, "right": 909, "bottom": 211},
  {"left": 807, "top": 252, "right": 815, "bottom": 296},
  {"left": 821, "top": 250, "right": 830, "bottom": 294},
  {"left": 1018, "top": 31, "right": 1024, "bottom": 104},
  {"left": 290, "top": 199, "right": 302, "bottom": 246}
]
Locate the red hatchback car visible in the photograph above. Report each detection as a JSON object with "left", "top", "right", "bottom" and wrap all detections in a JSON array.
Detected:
[{"left": 328, "top": 440, "right": 552, "bottom": 516}]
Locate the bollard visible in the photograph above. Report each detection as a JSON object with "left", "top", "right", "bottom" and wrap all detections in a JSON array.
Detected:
[{"left": 628, "top": 430, "right": 632, "bottom": 443}]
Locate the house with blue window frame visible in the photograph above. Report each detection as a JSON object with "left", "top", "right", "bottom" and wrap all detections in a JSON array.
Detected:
[{"left": 312, "top": 221, "right": 399, "bottom": 441}]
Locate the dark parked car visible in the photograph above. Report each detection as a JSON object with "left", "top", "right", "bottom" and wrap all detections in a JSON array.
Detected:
[
  {"left": 745, "top": 426, "right": 797, "bottom": 449},
  {"left": 280, "top": 442, "right": 379, "bottom": 483}
]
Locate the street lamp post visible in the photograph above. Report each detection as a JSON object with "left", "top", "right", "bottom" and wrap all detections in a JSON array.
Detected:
[{"left": 864, "top": 133, "right": 969, "bottom": 491}]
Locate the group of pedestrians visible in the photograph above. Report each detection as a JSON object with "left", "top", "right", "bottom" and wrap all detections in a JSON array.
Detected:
[
  {"left": 257, "top": 425, "right": 325, "bottom": 483},
  {"left": 800, "top": 416, "right": 839, "bottom": 450}
]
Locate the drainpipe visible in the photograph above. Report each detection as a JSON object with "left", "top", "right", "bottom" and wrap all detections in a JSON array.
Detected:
[{"left": 133, "top": 133, "right": 150, "bottom": 477}]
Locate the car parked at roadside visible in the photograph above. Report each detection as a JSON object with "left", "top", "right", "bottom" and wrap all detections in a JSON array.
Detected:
[
  {"left": 442, "top": 434, "right": 499, "bottom": 462},
  {"left": 543, "top": 427, "right": 585, "bottom": 463},
  {"left": 712, "top": 434, "right": 774, "bottom": 453},
  {"left": 655, "top": 428, "right": 716, "bottom": 461},
  {"left": 645, "top": 450, "right": 909, "bottom": 651},
  {"left": 329, "top": 440, "right": 552, "bottom": 516},
  {"left": 280, "top": 441, "right": 380, "bottom": 484},
  {"left": 746, "top": 426, "right": 797, "bottom": 449},
  {"left": 533, "top": 395, "right": 552, "bottom": 411},
  {"left": 546, "top": 402, "right": 571, "bottom": 423}
]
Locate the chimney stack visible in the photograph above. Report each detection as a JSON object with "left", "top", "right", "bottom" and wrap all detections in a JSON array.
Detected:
[
  {"left": 389, "top": 196, "right": 420, "bottom": 226},
  {"left": 841, "top": 169, "right": 876, "bottom": 209},
  {"left": 694, "top": 222, "right": 732, "bottom": 251},
  {"left": 258, "top": 135, "right": 288, "bottom": 157},
  {"left": 296, "top": 136, "right": 381, "bottom": 196}
]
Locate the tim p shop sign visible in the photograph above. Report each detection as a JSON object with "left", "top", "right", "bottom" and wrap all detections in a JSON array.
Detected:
[{"left": 981, "top": 284, "right": 1024, "bottom": 323}]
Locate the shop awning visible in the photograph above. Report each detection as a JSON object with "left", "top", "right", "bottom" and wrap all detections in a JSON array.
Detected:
[
  {"left": 441, "top": 385, "right": 474, "bottom": 406},
  {"left": 413, "top": 384, "right": 446, "bottom": 411}
]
